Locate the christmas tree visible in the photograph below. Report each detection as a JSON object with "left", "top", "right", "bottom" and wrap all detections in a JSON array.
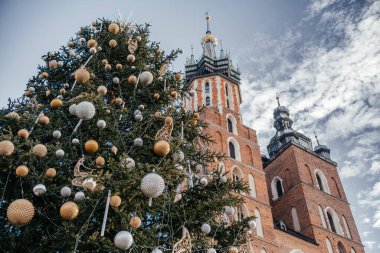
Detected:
[{"left": 0, "top": 18, "right": 255, "bottom": 252}]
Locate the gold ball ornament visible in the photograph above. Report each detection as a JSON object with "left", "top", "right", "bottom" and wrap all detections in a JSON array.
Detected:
[
  {"left": 108, "top": 23, "right": 120, "bottom": 34},
  {"left": 48, "top": 60, "right": 58, "bottom": 69},
  {"left": 39, "top": 72, "right": 49, "bottom": 79},
  {"left": 37, "top": 104, "right": 44, "bottom": 110},
  {"left": 60, "top": 88, "right": 66, "bottom": 95},
  {"left": 127, "top": 54, "right": 135, "bottom": 63},
  {"left": 170, "top": 91, "right": 178, "bottom": 99},
  {"left": 74, "top": 69, "right": 90, "bottom": 84},
  {"left": 7, "top": 199, "right": 35, "bottom": 225},
  {"left": 194, "top": 112, "right": 200, "bottom": 119},
  {"left": 50, "top": 98, "right": 63, "bottom": 109},
  {"left": 60, "top": 201, "right": 79, "bottom": 220},
  {"left": 110, "top": 195, "right": 122, "bottom": 208},
  {"left": 116, "top": 63, "right": 123, "bottom": 70},
  {"left": 38, "top": 116, "right": 50, "bottom": 125},
  {"left": 165, "top": 116, "right": 173, "bottom": 125},
  {"left": 153, "top": 93, "right": 160, "bottom": 100},
  {"left": 154, "top": 112, "right": 161, "bottom": 117},
  {"left": 16, "top": 165, "right": 29, "bottom": 177},
  {"left": 108, "top": 39, "right": 118, "bottom": 48},
  {"left": 0, "top": 140, "right": 14, "bottom": 156},
  {"left": 189, "top": 118, "right": 198, "bottom": 126},
  {"left": 45, "top": 168, "right": 57, "bottom": 178},
  {"left": 228, "top": 247, "right": 239, "bottom": 253},
  {"left": 97, "top": 85, "right": 107, "bottom": 96},
  {"left": 114, "top": 97, "right": 123, "bottom": 105},
  {"left": 32, "top": 144, "right": 48, "bottom": 158},
  {"left": 105, "top": 64, "right": 112, "bottom": 71},
  {"left": 95, "top": 156, "right": 105, "bottom": 167},
  {"left": 84, "top": 140, "right": 98, "bottom": 154},
  {"left": 175, "top": 73, "right": 183, "bottom": 81},
  {"left": 101, "top": 59, "right": 108, "bottom": 65},
  {"left": 153, "top": 140, "right": 170, "bottom": 157},
  {"left": 130, "top": 216, "right": 142, "bottom": 228},
  {"left": 17, "top": 129, "right": 29, "bottom": 139},
  {"left": 5, "top": 112, "right": 20, "bottom": 120},
  {"left": 128, "top": 75, "right": 137, "bottom": 85},
  {"left": 87, "top": 39, "right": 97, "bottom": 48}
]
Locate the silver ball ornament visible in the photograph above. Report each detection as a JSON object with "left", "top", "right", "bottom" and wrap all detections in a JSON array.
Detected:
[
  {"left": 114, "top": 231, "right": 133, "bottom": 250},
  {"left": 76, "top": 101, "right": 96, "bottom": 120},
  {"left": 200, "top": 177, "right": 208, "bottom": 187},
  {"left": 97, "top": 120, "right": 106, "bottom": 129},
  {"left": 189, "top": 90, "right": 196, "bottom": 97},
  {"left": 196, "top": 164, "right": 203, "bottom": 172},
  {"left": 28, "top": 87, "right": 35, "bottom": 93},
  {"left": 219, "top": 176, "right": 227, "bottom": 184},
  {"left": 201, "top": 223, "right": 211, "bottom": 234},
  {"left": 173, "top": 150, "right": 184, "bottom": 162},
  {"left": 82, "top": 178, "right": 97, "bottom": 191},
  {"left": 207, "top": 249, "right": 216, "bottom": 253},
  {"left": 134, "top": 109, "right": 141, "bottom": 116},
  {"left": 69, "top": 104, "right": 77, "bottom": 115},
  {"left": 58, "top": 61, "right": 63, "bottom": 67},
  {"left": 72, "top": 138, "right": 80, "bottom": 144},
  {"left": 224, "top": 206, "right": 235, "bottom": 216},
  {"left": 174, "top": 164, "right": 183, "bottom": 171},
  {"left": 60, "top": 186, "right": 72, "bottom": 197},
  {"left": 89, "top": 47, "right": 97, "bottom": 54},
  {"left": 121, "top": 157, "right": 135, "bottom": 169},
  {"left": 139, "top": 71, "right": 153, "bottom": 85},
  {"left": 135, "top": 114, "right": 143, "bottom": 122},
  {"left": 33, "top": 184, "right": 46, "bottom": 196},
  {"left": 74, "top": 191, "right": 85, "bottom": 201},
  {"left": 140, "top": 173, "right": 165, "bottom": 198},
  {"left": 53, "top": 130, "right": 62, "bottom": 139},
  {"left": 134, "top": 138, "right": 143, "bottom": 146},
  {"left": 152, "top": 248, "right": 163, "bottom": 253},
  {"left": 248, "top": 220, "right": 257, "bottom": 229},
  {"left": 56, "top": 149, "right": 65, "bottom": 158},
  {"left": 113, "top": 77, "right": 120, "bottom": 84}
]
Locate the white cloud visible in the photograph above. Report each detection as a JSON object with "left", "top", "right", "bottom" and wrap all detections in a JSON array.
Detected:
[{"left": 364, "top": 241, "right": 376, "bottom": 250}]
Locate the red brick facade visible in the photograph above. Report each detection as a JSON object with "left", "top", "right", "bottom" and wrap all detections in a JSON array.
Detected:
[{"left": 185, "top": 74, "right": 365, "bottom": 253}]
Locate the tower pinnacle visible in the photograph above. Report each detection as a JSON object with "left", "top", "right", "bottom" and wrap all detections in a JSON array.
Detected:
[
  {"left": 314, "top": 131, "right": 320, "bottom": 146},
  {"left": 276, "top": 93, "right": 281, "bottom": 107}
]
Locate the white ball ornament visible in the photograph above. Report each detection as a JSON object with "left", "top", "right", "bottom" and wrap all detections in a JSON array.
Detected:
[
  {"left": 121, "top": 157, "right": 135, "bottom": 169},
  {"left": 139, "top": 71, "right": 153, "bottom": 85},
  {"left": 74, "top": 191, "right": 85, "bottom": 201},
  {"left": 200, "top": 177, "right": 208, "bottom": 187},
  {"left": 56, "top": 149, "right": 65, "bottom": 158},
  {"left": 97, "top": 120, "right": 106, "bottom": 129},
  {"left": 53, "top": 130, "right": 62, "bottom": 139},
  {"left": 113, "top": 77, "right": 120, "bottom": 84},
  {"left": 207, "top": 248, "right": 216, "bottom": 253},
  {"left": 33, "top": 184, "right": 46, "bottom": 196},
  {"left": 173, "top": 150, "right": 184, "bottom": 162},
  {"left": 248, "top": 220, "right": 257, "bottom": 230},
  {"left": 60, "top": 186, "right": 72, "bottom": 197},
  {"left": 201, "top": 223, "right": 211, "bottom": 234},
  {"left": 79, "top": 37, "right": 86, "bottom": 43},
  {"left": 114, "top": 231, "right": 133, "bottom": 250},
  {"left": 89, "top": 47, "right": 97, "bottom": 54},
  {"left": 134, "top": 138, "right": 143, "bottom": 146},
  {"left": 76, "top": 101, "right": 96, "bottom": 120},
  {"left": 189, "top": 90, "right": 196, "bottom": 97},
  {"left": 141, "top": 173, "right": 165, "bottom": 206},
  {"left": 28, "top": 87, "right": 35, "bottom": 93},
  {"left": 224, "top": 206, "right": 235, "bottom": 216},
  {"left": 196, "top": 164, "right": 203, "bottom": 172},
  {"left": 219, "top": 176, "right": 227, "bottom": 184},
  {"left": 136, "top": 36, "right": 142, "bottom": 41},
  {"left": 76, "top": 55, "right": 81, "bottom": 60},
  {"left": 83, "top": 178, "right": 97, "bottom": 191},
  {"left": 152, "top": 248, "right": 163, "bottom": 253},
  {"left": 72, "top": 138, "right": 80, "bottom": 144},
  {"left": 135, "top": 114, "right": 143, "bottom": 122},
  {"left": 134, "top": 109, "right": 141, "bottom": 116},
  {"left": 58, "top": 61, "right": 63, "bottom": 67},
  {"left": 138, "top": 104, "right": 145, "bottom": 110},
  {"left": 69, "top": 104, "right": 77, "bottom": 115}
]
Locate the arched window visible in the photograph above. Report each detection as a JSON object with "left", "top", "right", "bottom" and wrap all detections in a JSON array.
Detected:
[
  {"left": 315, "top": 170, "right": 330, "bottom": 194},
  {"left": 227, "top": 137, "right": 241, "bottom": 161},
  {"left": 218, "top": 161, "right": 226, "bottom": 175},
  {"left": 255, "top": 208, "right": 263, "bottom": 237},
  {"left": 271, "top": 176, "right": 284, "bottom": 200},
  {"left": 332, "top": 177, "right": 342, "bottom": 198},
  {"left": 232, "top": 167, "right": 243, "bottom": 194},
  {"left": 289, "top": 250, "right": 304, "bottom": 253},
  {"left": 351, "top": 247, "right": 356, "bottom": 253},
  {"left": 205, "top": 96, "right": 211, "bottom": 106},
  {"left": 325, "top": 207, "right": 343, "bottom": 235},
  {"left": 338, "top": 242, "right": 346, "bottom": 253},
  {"left": 326, "top": 237, "right": 334, "bottom": 253},
  {"left": 342, "top": 216, "right": 352, "bottom": 239},
  {"left": 248, "top": 174, "right": 257, "bottom": 198},
  {"left": 235, "top": 205, "right": 249, "bottom": 221},
  {"left": 318, "top": 205, "right": 327, "bottom": 228},
  {"left": 227, "top": 118, "right": 233, "bottom": 133},
  {"left": 291, "top": 207, "right": 301, "bottom": 232},
  {"left": 327, "top": 212, "right": 336, "bottom": 233},
  {"left": 205, "top": 82, "right": 210, "bottom": 93},
  {"left": 229, "top": 142, "right": 236, "bottom": 159}
]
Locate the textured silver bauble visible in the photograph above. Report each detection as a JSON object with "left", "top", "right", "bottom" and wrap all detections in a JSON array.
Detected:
[
  {"left": 121, "top": 157, "right": 135, "bottom": 169},
  {"left": 133, "top": 138, "right": 143, "bottom": 146},
  {"left": 140, "top": 173, "right": 165, "bottom": 198},
  {"left": 224, "top": 206, "right": 235, "bottom": 216},
  {"left": 96, "top": 120, "right": 106, "bottom": 129},
  {"left": 173, "top": 150, "right": 184, "bottom": 162},
  {"left": 139, "top": 71, "right": 153, "bottom": 85},
  {"left": 33, "top": 184, "right": 46, "bottom": 196},
  {"left": 56, "top": 149, "right": 65, "bottom": 158},
  {"left": 74, "top": 191, "right": 85, "bottom": 201},
  {"left": 76, "top": 101, "right": 96, "bottom": 120},
  {"left": 60, "top": 186, "right": 72, "bottom": 197},
  {"left": 53, "top": 130, "right": 61, "bottom": 139},
  {"left": 201, "top": 223, "right": 211, "bottom": 234},
  {"left": 248, "top": 220, "right": 257, "bottom": 229},
  {"left": 69, "top": 104, "right": 77, "bottom": 115}
]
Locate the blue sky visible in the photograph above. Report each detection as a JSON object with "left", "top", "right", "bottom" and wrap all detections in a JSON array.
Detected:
[{"left": 0, "top": 0, "right": 379, "bottom": 251}]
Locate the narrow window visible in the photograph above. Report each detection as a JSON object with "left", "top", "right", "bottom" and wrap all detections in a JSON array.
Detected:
[
  {"left": 226, "top": 99, "right": 230, "bottom": 108},
  {"left": 227, "top": 118, "right": 233, "bottom": 133},
  {"left": 327, "top": 212, "right": 336, "bottom": 233},
  {"left": 291, "top": 207, "right": 301, "bottom": 232},
  {"left": 255, "top": 208, "right": 264, "bottom": 237},
  {"left": 229, "top": 142, "right": 236, "bottom": 159},
  {"left": 318, "top": 205, "right": 327, "bottom": 228},
  {"left": 205, "top": 96, "right": 210, "bottom": 106},
  {"left": 276, "top": 180, "right": 284, "bottom": 197},
  {"left": 317, "top": 173, "right": 324, "bottom": 191},
  {"left": 338, "top": 242, "right": 346, "bottom": 253},
  {"left": 205, "top": 82, "right": 210, "bottom": 93},
  {"left": 326, "top": 238, "right": 334, "bottom": 253},
  {"left": 342, "top": 216, "right": 352, "bottom": 239},
  {"left": 248, "top": 174, "right": 257, "bottom": 198}
]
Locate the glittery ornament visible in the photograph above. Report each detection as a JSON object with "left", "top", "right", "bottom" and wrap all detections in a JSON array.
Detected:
[
  {"left": 139, "top": 71, "right": 153, "bottom": 85},
  {"left": 141, "top": 173, "right": 165, "bottom": 206},
  {"left": 60, "top": 186, "right": 72, "bottom": 197},
  {"left": 130, "top": 216, "right": 141, "bottom": 228},
  {"left": 114, "top": 231, "right": 133, "bottom": 250},
  {"left": 228, "top": 246, "right": 238, "bottom": 253},
  {"left": 16, "top": 165, "right": 29, "bottom": 177},
  {"left": 224, "top": 206, "right": 235, "bottom": 216},
  {"left": 60, "top": 201, "right": 79, "bottom": 220},
  {"left": 108, "top": 23, "right": 120, "bottom": 34},
  {"left": 201, "top": 223, "right": 211, "bottom": 234},
  {"left": 109, "top": 39, "right": 118, "bottom": 48},
  {"left": 127, "top": 54, "right": 135, "bottom": 63},
  {"left": 6, "top": 112, "right": 20, "bottom": 120},
  {"left": 97, "top": 86, "right": 107, "bottom": 95},
  {"left": 110, "top": 195, "right": 121, "bottom": 207},
  {"left": 56, "top": 149, "right": 65, "bottom": 158},
  {"left": 97, "top": 120, "right": 106, "bottom": 129},
  {"left": 134, "top": 138, "right": 143, "bottom": 146},
  {"left": 82, "top": 178, "right": 97, "bottom": 191},
  {"left": 95, "top": 156, "right": 105, "bottom": 166},
  {"left": 74, "top": 191, "right": 85, "bottom": 201},
  {"left": 200, "top": 177, "right": 208, "bottom": 187},
  {"left": 121, "top": 157, "right": 135, "bottom": 169},
  {"left": 32, "top": 144, "right": 47, "bottom": 158},
  {"left": 0, "top": 140, "right": 14, "bottom": 156},
  {"left": 173, "top": 150, "right": 184, "bottom": 162},
  {"left": 45, "top": 168, "right": 56, "bottom": 178},
  {"left": 74, "top": 69, "right": 90, "bottom": 84},
  {"left": 53, "top": 130, "right": 61, "bottom": 139},
  {"left": 33, "top": 184, "right": 46, "bottom": 196},
  {"left": 128, "top": 75, "right": 137, "bottom": 85},
  {"left": 87, "top": 39, "right": 97, "bottom": 48},
  {"left": 248, "top": 220, "right": 256, "bottom": 229},
  {"left": 49, "top": 60, "right": 58, "bottom": 69},
  {"left": 76, "top": 101, "right": 96, "bottom": 120},
  {"left": 116, "top": 63, "right": 123, "bottom": 70}
]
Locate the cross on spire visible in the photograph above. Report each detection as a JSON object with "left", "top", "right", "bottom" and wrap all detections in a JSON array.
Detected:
[
  {"left": 314, "top": 131, "right": 320, "bottom": 146},
  {"left": 276, "top": 93, "right": 281, "bottom": 107}
]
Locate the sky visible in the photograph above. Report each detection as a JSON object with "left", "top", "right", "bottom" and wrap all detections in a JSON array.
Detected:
[{"left": 0, "top": 0, "right": 379, "bottom": 251}]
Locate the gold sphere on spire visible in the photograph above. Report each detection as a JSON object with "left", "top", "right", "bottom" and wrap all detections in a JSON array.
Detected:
[{"left": 205, "top": 15, "right": 211, "bottom": 21}]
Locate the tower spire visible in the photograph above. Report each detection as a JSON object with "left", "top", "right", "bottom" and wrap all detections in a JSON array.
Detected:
[
  {"left": 220, "top": 40, "right": 225, "bottom": 58},
  {"left": 205, "top": 12, "right": 211, "bottom": 34},
  {"left": 276, "top": 93, "right": 281, "bottom": 107},
  {"left": 314, "top": 131, "right": 320, "bottom": 146},
  {"left": 189, "top": 45, "right": 195, "bottom": 64}
]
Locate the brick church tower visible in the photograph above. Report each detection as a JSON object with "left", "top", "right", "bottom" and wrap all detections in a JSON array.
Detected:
[
  {"left": 264, "top": 97, "right": 365, "bottom": 253},
  {"left": 184, "top": 15, "right": 365, "bottom": 253}
]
